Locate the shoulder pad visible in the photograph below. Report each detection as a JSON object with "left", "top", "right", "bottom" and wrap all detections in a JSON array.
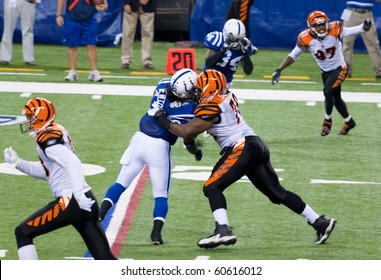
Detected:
[
  {"left": 194, "top": 104, "right": 221, "bottom": 121},
  {"left": 297, "top": 30, "right": 314, "bottom": 48},
  {"left": 328, "top": 21, "right": 343, "bottom": 38},
  {"left": 204, "top": 31, "right": 224, "bottom": 50},
  {"left": 37, "top": 125, "right": 64, "bottom": 150}
]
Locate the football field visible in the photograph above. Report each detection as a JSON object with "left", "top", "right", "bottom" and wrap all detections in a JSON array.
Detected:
[{"left": 0, "top": 43, "right": 380, "bottom": 280}]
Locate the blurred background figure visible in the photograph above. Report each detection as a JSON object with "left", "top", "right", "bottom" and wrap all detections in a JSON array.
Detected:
[
  {"left": 0, "top": 0, "right": 39, "bottom": 66},
  {"left": 225, "top": 0, "right": 254, "bottom": 40},
  {"left": 341, "top": 0, "right": 381, "bottom": 78},
  {"left": 121, "top": 0, "right": 157, "bottom": 70}
]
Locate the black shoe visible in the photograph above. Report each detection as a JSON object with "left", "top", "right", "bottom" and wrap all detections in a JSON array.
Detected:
[
  {"left": 25, "top": 61, "right": 36, "bottom": 66},
  {"left": 321, "top": 118, "right": 332, "bottom": 136},
  {"left": 376, "top": 75, "right": 381, "bottom": 79},
  {"left": 339, "top": 118, "right": 356, "bottom": 135},
  {"left": 151, "top": 219, "right": 164, "bottom": 245},
  {"left": 144, "top": 63, "right": 154, "bottom": 70},
  {"left": 0, "top": 60, "right": 9, "bottom": 65},
  {"left": 197, "top": 222, "right": 237, "bottom": 249},
  {"left": 121, "top": 63, "right": 129, "bottom": 69},
  {"left": 308, "top": 215, "right": 336, "bottom": 244},
  {"left": 150, "top": 230, "right": 164, "bottom": 245}
]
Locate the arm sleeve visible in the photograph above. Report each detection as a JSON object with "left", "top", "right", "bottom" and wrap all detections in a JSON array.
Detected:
[
  {"left": 16, "top": 159, "right": 47, "bottom": 180},
  {"left": 45, "top": 145, "right": 89, "bottom": 196},
  {"left": 341, "top": 25, "right": 364, "bottom": 39},
  {"left": 288, "top": 46, "right": 304, "bottom": 61}
]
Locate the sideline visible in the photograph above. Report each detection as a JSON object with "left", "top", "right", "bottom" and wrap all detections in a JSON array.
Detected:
[{"left": 1, "top": 81, "right": 381, "bottom": 103}]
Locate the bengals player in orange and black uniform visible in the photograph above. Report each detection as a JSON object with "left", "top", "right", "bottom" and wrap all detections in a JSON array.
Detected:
[
  {"left": 272, "top": 10, "right": 372, "bottom": 136},
  {"left": 154, "top": 69, "right": 336, "bottom": 249},
  {"left": 3, "top": 97, "right": 116, "bottom": 260}
]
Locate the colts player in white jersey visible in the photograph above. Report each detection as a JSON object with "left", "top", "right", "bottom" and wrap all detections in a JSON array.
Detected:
[
  {"left": 272, "top": 10, "right": 371, "bottom": 136},
  {"left": 99, "top": 68, "right": 202, "bottom": 245},
  {"left": 3, "top": 97, "right": 116, "bottom": 259},
  {"left": 154, "top": 69, "right": 336, "bottom": 249},
  {"left": 204, "top": 18, "right": 256, "bottom": 88}
]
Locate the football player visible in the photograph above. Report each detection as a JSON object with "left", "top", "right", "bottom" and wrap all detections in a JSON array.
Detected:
[
  {"left": 203, "top": 18, "right": 257, "bottom": 88},
  {"left": 99, "top": 68, "right": 202, "bottom": 245},
  {"left": 154, "top": 69, "right": 336, "bottom": 249},
  {"left": 271, "top": 10, "right": 372, "bottom": 136},
  {"left": 3, "top": 97, "right": 116, "bottom": 260}
]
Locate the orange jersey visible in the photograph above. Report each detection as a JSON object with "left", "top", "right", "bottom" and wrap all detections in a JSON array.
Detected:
[
  {"left": 290, "top": 21, "right": 348, "bottom": 72},
  {"left": 195, "top": 91, "right": 255, "bottom": 148}
]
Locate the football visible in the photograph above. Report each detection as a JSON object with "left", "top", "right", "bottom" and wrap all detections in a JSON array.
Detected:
[{"left": 90, "top": 0, "right": 105, "bottom": 6}]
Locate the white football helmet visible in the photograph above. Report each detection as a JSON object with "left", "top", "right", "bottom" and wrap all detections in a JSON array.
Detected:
[
  {"left": 223, "top": 19, "right": 246, "bottom": 48},
  {"left": 170, "top": 68, "right": 198, "bottom": 100}
]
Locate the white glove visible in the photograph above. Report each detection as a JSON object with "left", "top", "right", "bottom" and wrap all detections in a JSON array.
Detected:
[
  {"left": 74, "top": 193, "right": 95, "bottom": 212},
  {"left": 4, "top": 146, "right": 20, "bottom": 168}
]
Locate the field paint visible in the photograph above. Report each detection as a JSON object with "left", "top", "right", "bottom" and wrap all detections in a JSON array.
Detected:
[
  {"left": 0, "top": 72, "right": 46, "bottom": 76},
  {"left": 1, "top": 81, "right": 380, "bottom": 103},
  {"left": 83, "top": 166, "right": 149, "bottom": 259},
  {"left": 0, "top": 249, "right": 8, "bottom": 257},
  {"left": 311, "top": 179, "right": 381, "bottom": 185},
  {"left": 195, "top": 256, "right": 210, "bottom": 260}
]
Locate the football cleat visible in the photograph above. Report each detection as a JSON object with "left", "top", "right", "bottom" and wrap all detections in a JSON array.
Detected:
[
  {"left": 321, "top": 118, "right": 332, "bottom": 136},
  {"left": 338, "top": 118, "right": 356, "bottom": 135},
  {"left": 197, "top": 223, "right": 237, "bottom": 249},
  {"left": 308, "top": 215, "right": 336, "bottom": 244},
  {"left": 150, "top": 230, "right": 164, "bottom": 245}
]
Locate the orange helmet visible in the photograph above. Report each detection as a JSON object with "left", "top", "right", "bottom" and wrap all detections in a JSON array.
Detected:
[
  {"left": 307, "top": 10, "right": 329, "bottom": 38},
  {"left": 20, "top": 97, "right": 56, "bottom": 137},
  {"left": 195, "top": 69, "right": 228, "bottom": 103}
]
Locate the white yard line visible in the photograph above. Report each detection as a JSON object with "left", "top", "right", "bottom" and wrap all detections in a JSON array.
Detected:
[{"left": 0, "top": 81, "right": 381, "bottom": 103}]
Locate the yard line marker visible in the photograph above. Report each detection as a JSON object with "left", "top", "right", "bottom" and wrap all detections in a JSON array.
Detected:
[
  {"left": 0, "top": 72, "right": 46, "bottom": 76},
  {"left": 311, "top": 179, "right": 381, "bottom": 185},
  {"left": 195, "top": 256, "right": 210, "bottom": 260},
  {"left": 0, "top": 67, "right": 44, "bottom": 72},
  {"left": 0, "top": 249, "right": 8, "bottom": 257},
  {"left": 83, "top": 166, "right": 149, "bottom": 258}
]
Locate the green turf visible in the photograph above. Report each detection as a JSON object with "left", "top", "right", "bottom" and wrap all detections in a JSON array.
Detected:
[{"left": 0, "top": 43, "right": 380, "bottom": 260}]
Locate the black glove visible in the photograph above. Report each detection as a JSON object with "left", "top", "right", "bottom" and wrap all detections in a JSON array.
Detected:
[
  {"left": 271, "top": 69, "right": 281, "bottom": 84},
  {"left": 363, "top": 19, "right": 372, "bottom": 31},
  {"left": 153, "top": 108, "right": 171, "bottom": 130},
  {"left": 221, "top": 40, "right": 233, "bottom": 52},
  {"left": 99, "top": 200, "right": 112, "bottom": 222},
  {"left": 238, "top": 37, "right": 251, "bottom": 54},
  {"left": 195, "top": 149, "right": 203, "bottom": 161}
]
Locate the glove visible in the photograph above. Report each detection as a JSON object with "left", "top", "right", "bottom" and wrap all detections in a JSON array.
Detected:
[
  {"left": 221, "top": 41, "right": 233, "bottom": 52},
  {"left": 75, "top": 193, "right": 95, "bottom": 212},
  {"left": 4, "top": 146, "right": 20, "bottom": 168},
  {"left": 195, "top": 149, "right": 203, "bottom": 161},
  {"left": 271, "top": 69, "right": 281, "bottom": 85},
  {"left": 363, "top": 19, "right": 371, "bottom": 31},
  {"left": 238, "top": 37, "right": 251, "bottom": 54},
  {"left": 99, "top": 200, "right": 112, "bottom": 221},
  {"left": 153, "top": 108, "right": 171, "bottom": 130}
]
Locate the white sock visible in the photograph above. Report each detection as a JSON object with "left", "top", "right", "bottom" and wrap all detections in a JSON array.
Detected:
[
  {"left": 300, "top": 204, "right": 320, "bottom": 224},
  {"left": 18, "top": 244, "right": 38, "bottom": 260},
  {"left": 213, "top": 208, "right": 229, "bottom": 226},
  {"left": 344, "top": 115, "right": 352, "bottom": 122},
  {"left": 325, "top": 114, "right": 332, "bottom": 120}
]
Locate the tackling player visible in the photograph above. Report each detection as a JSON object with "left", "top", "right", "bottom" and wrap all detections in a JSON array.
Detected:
[
  {"left": 271, "top": 10, "right": 372, "bottom": 136},
  {"left": 3, "top": 97, "right": 116, "bottom": 259},
  {"left": 98, "top": 68, "right": 202, "bottom": 245},
  {"left": 203, "top": 18, "right": 257, "bottom": 88},
  {"left": 154, "top": 69, "right": 336, "bottom": 249}
]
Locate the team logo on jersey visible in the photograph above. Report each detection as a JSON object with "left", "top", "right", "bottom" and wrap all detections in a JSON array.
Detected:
[{"left": 0, "top": 115, "right": 26, "bottom": 126}]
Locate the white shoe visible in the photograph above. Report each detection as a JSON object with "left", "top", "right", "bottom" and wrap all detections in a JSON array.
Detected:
[
  {"left": 65, "top": 71, "right": 78, "bottom": 81},
  {"left": 88, "top": 70, "right": 103, "bottom": 82}
]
